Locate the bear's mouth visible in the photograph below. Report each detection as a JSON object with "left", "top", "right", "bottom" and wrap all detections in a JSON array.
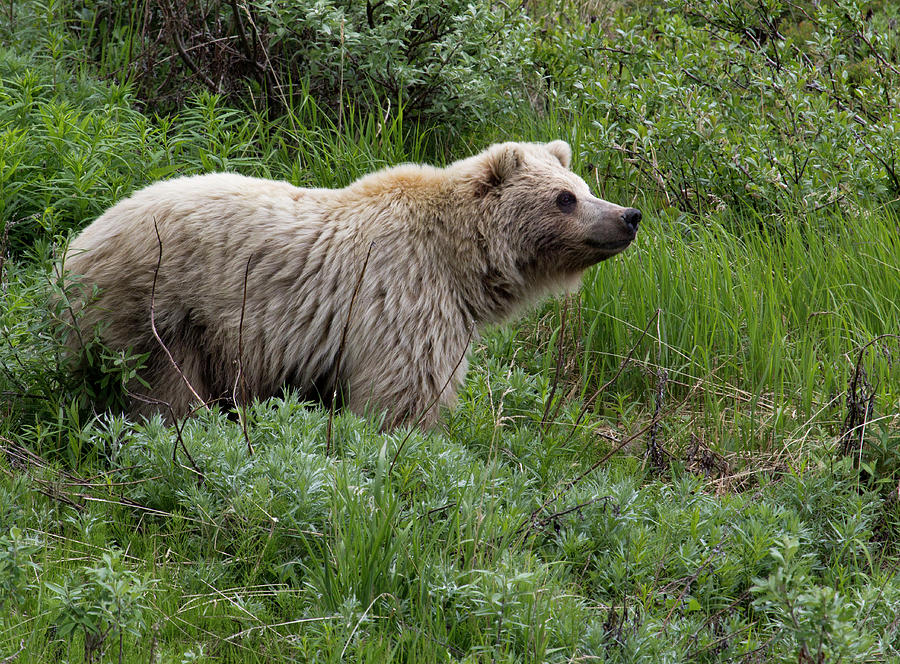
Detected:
[{"left": 584, "top": 238, "right": 633, "bottom": 252}]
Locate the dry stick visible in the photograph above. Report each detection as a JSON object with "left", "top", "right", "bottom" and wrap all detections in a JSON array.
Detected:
[
  {"left": 563, "top": 309, "right": 661, "bottom": 447},
  {"left": 686, "top": 622, "right": 758, "bottom": 661},
  {"left": 0, "top": 216, "right": 8, "bottom": 285},
  {"left": 540, "top": 296, "right": 569, "bottom": 432},
  {"left": 645, "top": 367, "right": 669, "bottom": 471},
  {"left": 228, "top": 0, "right": 255, "bottom": 65},
  {"left": 855, "top": 28, "right": 900, "bottom": 77},
  {"left": 128, "top": 390, "right": 205, "bottom": 481},
  {"left": 144, "top": 222, "right": 207, "bottom": 481},
  {"left": 849, "top": 333, "right": 900, "bottom": 380},
  {"left": 661, "top": 546, "right": 720, "bottom": 628},
  {"left": 686, "top": 590, "right": 751, "bottom": 647},
  {"left": 237, "top": 253, "right": 254, "bottom": 456},
  {"left": 0, "top": 327, "right": 34, "bottom": 395},
  {"left": 52, "top": 246, "right": 88, "bottom": 352},
  {"left": 338, "top": 19, "right": 345, "bottom": 134},
  {"left": 840, "top": 333, "right": 900, "bottom": 457},
  {"left": 164, "top": 1, "right": 219, "bottom": 92},
  {"left": 150, "top": 219, "right": 208, "bottom": 410},
  {"left": 169, "top": 410, "right": 203, "bottom": 481},
  {"left": 518, "top": 369, "right": 710, "bottom": 537},
  {"left": 390, "top": 323, "right": 475, "bottom": 474},
  {"left": 340, "top": 592, "right": 394, "bottom": 661},
  {"left": 0, "top": 640, "right": 25, "bottom": 664},
  {"left": 527, "top": 495, "right": 608, "bottom": 532},
  {"left": 326, "top": 241, "right": 375, "bottom": 455},
  {"left": 147, "top": 625, "right": 158, "bottom": 664},
  {"left": 238, "top": 6, "right": 289, "bottom": 115},
  {"left": 572, "top": 374, "right": 708, "bottom": 491}
]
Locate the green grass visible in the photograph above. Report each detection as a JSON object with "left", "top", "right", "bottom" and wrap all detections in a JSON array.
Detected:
[
  {"left": 533, "top": 207, "right": 900, "bottom": 455},
  {"left": 2, "top": 0, "right": 900, "bottom": 661}
]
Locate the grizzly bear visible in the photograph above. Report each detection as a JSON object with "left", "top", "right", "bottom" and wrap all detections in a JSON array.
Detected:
[{"left": 63, "top": 141, "right": 640, "bottom": 428}]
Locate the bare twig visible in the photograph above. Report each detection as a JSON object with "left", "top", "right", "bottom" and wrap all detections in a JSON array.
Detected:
[
  {"left": 0, "top": 327, "right": 32, "bottom": 394},
  {"left": 595, "top": 45, "right": 636, "bottom": 55},
  {"left": 839, "top": 333, "right": 900, "bottom": 458},
  {"left": 685, "top": 590, "right": 751, "bottom": 649},
  {"left": 224, "top": 615, "right": 342, "bottom": 642},
  {"left": 662, "top": 545, "right": 720, "bottom": 628},
  {"left": 519, "top": 367, "right": 711, "bottom": 537},
  {"left": 162, "top": 1, "right": 219, "bottom": 92},
  {"left": 340, "top": 593, "right": 394, "bottom": 660},
  {"left": 563, "top": 309, "right": 661, "bottom": 446},
  {"left": 128, "top": 390, "right": 205, "bottom": 482},
  {"left": 0, "top": 216, "right": 9, "bottom": 285},
  {"left": 228, "top": 0, "right": 255, "bottom": 65},
  {"left": 525, "top": 495, "right": 609, "bottom": 534},
  {"left": 52, "top": 244, "right": 87, "bottom": 352},
  {"left": 855, "top": 28, "right": 900, "bottom": 77},
  {"left": 0, "top": 640, "right": 25, "bottom": 664},
  {"left": 150, "top": 219, "right": 208, "bottom": 411},
  {"left": 541, "top": 296, "right": 569, "bottom": 432},
  {"left": 390, "top": 322, "right": 475, "bottom": 473},
  {"left": 169, "top": 410, "right": 204, "bottom": 482},
  {"left": 338, "top": 19, "right": 345, "bottom": 134},
  {"left": 238, "top": 6, "right": 290, "bottom": 116},
  {"left": 326, "top": 241, "right": 375, "bottom": 454},
  {"left": 236, "top": 253, "right": 254, "bottom": 456},
  {"left": 645, "top": 368, "right": 669, "bottom": 471}
]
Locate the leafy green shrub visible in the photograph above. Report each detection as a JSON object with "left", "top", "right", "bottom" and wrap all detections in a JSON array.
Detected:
[
  {"left": 0, "top": 62, "right": 429, "bottom": 253},
  {"left": 0, "top": 254, "right": 145, "bottom": 451},
  {"left": 541, "top": 0, "right": 900, "bottom": 219},
  {"left": 46, "top": 549, "right": 151, "bottom": 664},
  {"left": 751, "top": 536, "right": 878, "bottom": 662},
  {"left": 0, "top": 46, "right": 271, "bottom": 250},
  {"left": 0, "top": 526, "right": 40, "bottom": 625},
  {"left": 75, "top": 0, "right": 538, "bottom": 130}
]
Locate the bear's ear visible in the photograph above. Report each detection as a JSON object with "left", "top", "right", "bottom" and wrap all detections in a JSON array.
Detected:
[
  {"left": 485, "top": 144, "right": 523, "bottom": 187},
  {"left": 545, "top": 140, "right": 572, "bottom": 169}
]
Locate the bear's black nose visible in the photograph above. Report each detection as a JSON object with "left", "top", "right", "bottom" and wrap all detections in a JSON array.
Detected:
[{"left": 622, "top": 208, "right": 642, "bottom": 234}]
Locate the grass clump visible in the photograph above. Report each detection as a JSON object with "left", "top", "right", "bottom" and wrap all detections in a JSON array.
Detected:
[{"left": 571, "top": 208, "right": 899, "bottom": 451}]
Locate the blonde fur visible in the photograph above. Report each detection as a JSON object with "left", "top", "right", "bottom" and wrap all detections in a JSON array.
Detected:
[{"left": 64, "top": 141, "right": 638, "bottom": 427}]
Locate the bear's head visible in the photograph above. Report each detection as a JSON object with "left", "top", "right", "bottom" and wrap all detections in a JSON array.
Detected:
[{"left": 456, "top": 140, "right": 641, "bottom": 323}]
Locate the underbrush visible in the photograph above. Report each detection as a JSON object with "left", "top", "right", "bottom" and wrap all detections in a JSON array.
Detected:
[
  {"left": 3, "top": 212, "right": 899, "bottom": 660},
  {"left": 2, "top": 393, "right": 899, "bottom": 662},
  {"left": 0, "top": 45, "right": 434, "bottom": 253}
]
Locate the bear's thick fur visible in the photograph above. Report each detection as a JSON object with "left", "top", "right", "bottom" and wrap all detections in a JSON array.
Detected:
[{"left": 64, "top": 141, "right": 640, "bottom": 427}]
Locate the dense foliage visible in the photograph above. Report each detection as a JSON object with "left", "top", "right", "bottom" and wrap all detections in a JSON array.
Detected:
[
  {"left": 1, "top": 0, "right": 899, "bottom": 662},
  {"left": 542, "top": 0, "right": 900, "bottom": 219},
  {"left": 75, "top": 0, "right": 537, "bottom": 127}
]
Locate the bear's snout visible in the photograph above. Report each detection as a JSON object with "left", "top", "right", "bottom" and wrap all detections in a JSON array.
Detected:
[{"left": 621, "top": 208, "right": 642, "bottom": 235}]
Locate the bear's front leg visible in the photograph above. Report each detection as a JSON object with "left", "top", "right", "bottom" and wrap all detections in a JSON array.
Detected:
[{"left": 344, "top": 337, "right": 471, "bottom": 430}]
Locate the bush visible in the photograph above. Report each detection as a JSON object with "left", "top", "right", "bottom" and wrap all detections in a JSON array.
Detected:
[
  {"left": 76, "top": 0, "right": 538, "bottom": 130},
  {"left": 540, "top": 0, "right": 900, "bottom": 221},
  {"left": 0, "top": 47, "right": 427, "bottom": 251},
  {"left": 0, "top": 47, "right": 264, "bottom": 250},
  {"left": 0, "top": 252, "right": 144, "bottom": 450}
]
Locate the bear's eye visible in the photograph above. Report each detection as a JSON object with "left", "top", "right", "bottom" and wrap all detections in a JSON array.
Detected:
[{"left": 556, "top": 190, "right": 577, "bottom": 213}]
